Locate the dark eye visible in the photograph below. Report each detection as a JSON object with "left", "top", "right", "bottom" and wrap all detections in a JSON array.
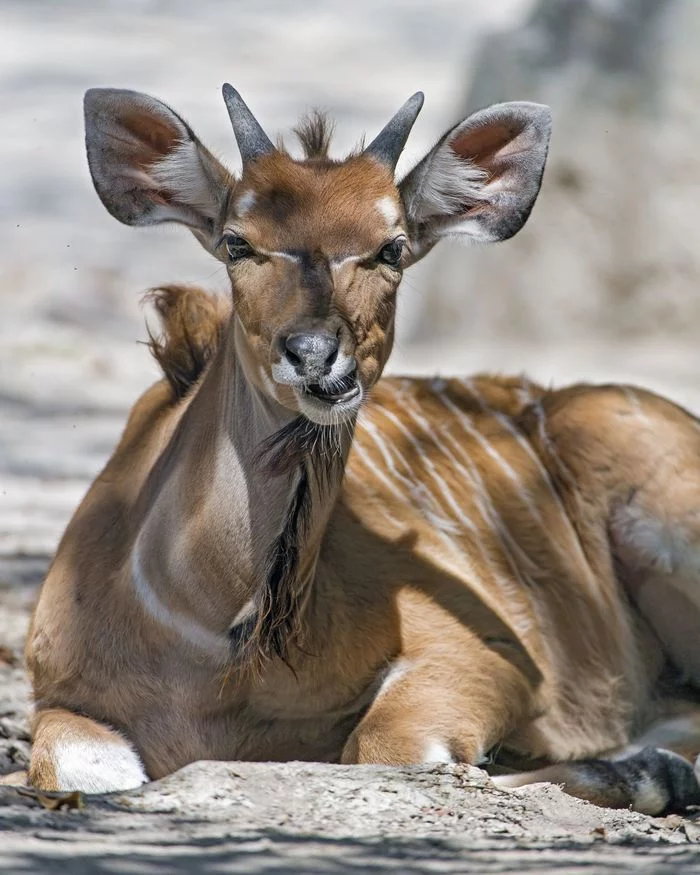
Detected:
[
  {"left": 224, "top": 234, "right": 253, "bottom": 262},
  {"left": 377, "top": 238, "right": 405, "bottom": 268}
]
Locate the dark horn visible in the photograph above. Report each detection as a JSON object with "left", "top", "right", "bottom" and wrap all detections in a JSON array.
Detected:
[
  {"left": 364, "top": 92, "right": 425, "bottom": 170},
  {"left": 222, "top": 83, "right": 275, "bottom": 165}
]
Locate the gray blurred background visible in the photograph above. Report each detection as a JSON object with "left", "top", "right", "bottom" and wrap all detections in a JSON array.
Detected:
[{"left": 2, "top": 0, "right": 700, "bottom": 557}]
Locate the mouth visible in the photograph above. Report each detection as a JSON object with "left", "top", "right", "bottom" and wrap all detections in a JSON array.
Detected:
[
  {"left": 302, "top": 372, "right": 361, "bottom": 405},
  {"left": 295, "top": 370, "right": 363, "bottom": 425}
]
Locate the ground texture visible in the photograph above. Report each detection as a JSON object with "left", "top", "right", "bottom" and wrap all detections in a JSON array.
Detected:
[{"left": 0, "top": 559, "right": 699, "bottom": 873}]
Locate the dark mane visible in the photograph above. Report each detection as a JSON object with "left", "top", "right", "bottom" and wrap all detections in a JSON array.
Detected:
[
  {"left": 145, "top": 285, "right": 230, "bottom": 400},
  {"left": 294, "top": 109, "right": 335, "bottom": 159},
  {"left": 231, "top": 417, "right": 349, "bottom": 671}
]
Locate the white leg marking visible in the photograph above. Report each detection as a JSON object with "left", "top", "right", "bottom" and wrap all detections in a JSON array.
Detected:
[
  {"left": 376, "top": 658, "right": 412, "bottom": 700},
  {"left": 54, "top": 738, "right": 148, "bottom": 793},
  {"left": 632, "top": 779, "right": 667, "bottom": 816},
  {"left": 424, "top": 740, "right": 455, "bottom": 764}
]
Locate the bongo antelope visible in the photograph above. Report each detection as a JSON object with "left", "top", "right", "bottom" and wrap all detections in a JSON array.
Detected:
[{"left": 24, "top": 85, "right": 700, "bottom": 813}]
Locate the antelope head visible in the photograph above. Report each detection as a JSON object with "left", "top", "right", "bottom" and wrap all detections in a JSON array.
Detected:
[{"left": 84, "top": 86, "right": 551, "bottom": 427}]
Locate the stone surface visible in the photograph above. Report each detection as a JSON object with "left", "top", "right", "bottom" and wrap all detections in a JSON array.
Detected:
[{"left": 1, "top": 756, "right": 699, "bottom": 873}]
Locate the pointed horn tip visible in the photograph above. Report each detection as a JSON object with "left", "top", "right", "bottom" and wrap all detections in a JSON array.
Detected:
[
  {"left": 221, "top": 83, "right": 240, "bottom": 104},
  {"left": 363, "top": 91, "right": 426, "bottom": 169},
  {"left": 221, "top": 83, "right": 276, "bottom": 163}
]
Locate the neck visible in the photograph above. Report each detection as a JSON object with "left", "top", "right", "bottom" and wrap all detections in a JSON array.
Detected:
[{"left": 135, "top": 314, "right": 355, "bottom": 666}]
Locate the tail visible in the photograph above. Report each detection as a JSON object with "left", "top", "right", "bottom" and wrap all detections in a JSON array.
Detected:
[{"left": 144, "top": 285, "right": 230, "bottom": 400}]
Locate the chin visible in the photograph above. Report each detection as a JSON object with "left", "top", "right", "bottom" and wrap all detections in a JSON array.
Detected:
[{"left": 294, "top": 383, "right": 364, "bottom": 426}]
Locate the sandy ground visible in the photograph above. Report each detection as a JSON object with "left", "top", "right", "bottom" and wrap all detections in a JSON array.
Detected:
[
  {"left": 0, "top": 583, "right": 699, "bottom": 875},
  {"left": 3, "top": 1, "right": 700, "bottom": 871}
]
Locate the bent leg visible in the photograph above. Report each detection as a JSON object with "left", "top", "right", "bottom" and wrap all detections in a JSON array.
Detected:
[
  {"left": 533, "top": 385, "right": 700, "bottom": 686},
  {"left": 494, "top": 747, "right": 700, "bottom": 815},
  {"left": 29, "top": 708, "right": 148, "bottom": 793},
  {"left": 494, "top": 706, "right": 700, "bottom": 815},
  {"left": 342, "top": 644, "right": 532, "bottom": 767}
]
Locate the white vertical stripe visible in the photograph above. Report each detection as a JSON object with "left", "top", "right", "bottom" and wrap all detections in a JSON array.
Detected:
[
  {"left": 462, "top": 378, "right": 601, "bottom": 597},
  {"left": 131, "top": 541, "right": 229, "bottom": 661}
]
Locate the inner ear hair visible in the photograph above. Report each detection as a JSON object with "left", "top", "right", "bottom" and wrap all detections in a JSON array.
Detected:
[
  {"left": 402, "top": 137, "right": 489, "bottom": 223},
  {"left": 399, "top": 101, "right": 552, "bottom": 254},
  {"left": 84, "top": 88, "right": 232, "bottom": 239}
]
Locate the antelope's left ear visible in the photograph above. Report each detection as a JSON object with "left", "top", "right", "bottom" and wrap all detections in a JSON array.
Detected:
[{"left": 399, "top": 102, "right": 551, "bottom": 264}]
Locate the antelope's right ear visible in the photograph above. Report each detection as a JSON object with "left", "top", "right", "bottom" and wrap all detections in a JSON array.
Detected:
[{"left": 84, "top": 88, "right": 232, "bottom": 249}]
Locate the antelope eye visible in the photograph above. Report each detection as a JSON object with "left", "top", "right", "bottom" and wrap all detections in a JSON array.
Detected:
[
  {"left": 224, "top": 234, "right": 253, "bottom": 261},
  {"left": 377, "top": 238, "right": 405, "bottom": 268}
]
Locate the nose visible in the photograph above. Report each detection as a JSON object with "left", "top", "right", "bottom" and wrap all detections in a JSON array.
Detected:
[{"left": 284, "top": 331, "right": 339, "bottom": 379}]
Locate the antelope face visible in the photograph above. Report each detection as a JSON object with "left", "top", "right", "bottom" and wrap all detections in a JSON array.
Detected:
[
  {"left": 84, "top": 85, "right": 551, "bottom": 425},
  {"left": 223, "top": 153, "right": 406, "bottom": 424}
]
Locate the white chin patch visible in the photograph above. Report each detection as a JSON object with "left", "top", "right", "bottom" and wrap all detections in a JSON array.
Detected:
[
  {"left": 296, "top": 387, "right": 363, "bottom": 426},
  {"left": 53, "top": 738, "right": 148, "bottom": 793}
]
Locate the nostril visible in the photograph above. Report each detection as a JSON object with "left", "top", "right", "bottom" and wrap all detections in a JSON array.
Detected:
[
  {"left": 284, "top": 331, "right": 340, "bottom": 374},
  {"left": 324, "top": 344, "right": 339, "bottom": 374},
  {"left": 285, "top": 346, "right": 302, "bottom": 368},
  {"left": 284, "top": 335, "right": 304, "bottom": 368}
]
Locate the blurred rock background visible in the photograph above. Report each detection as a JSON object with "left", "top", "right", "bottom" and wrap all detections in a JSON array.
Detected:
[{"left": 2, "top": 0, "right": 700, "bottom": 556}]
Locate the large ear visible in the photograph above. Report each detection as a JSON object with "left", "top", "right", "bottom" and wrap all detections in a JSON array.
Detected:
[
  {"left": 399, "top": 102, "right": 551, "bottom": 263},
  {"left": 84, "top": 88, "right": 233, "bottom": 250}
]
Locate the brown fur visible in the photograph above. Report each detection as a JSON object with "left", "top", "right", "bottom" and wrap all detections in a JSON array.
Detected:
[
  {"left": 145, "top": 285, "right": 230, "bottom": 400},
  {"left": 27, "top": 291, "right": 700, "bottom": 782},
  {"left": 24, "top": 92, "right": 700, "bottom": 812}
]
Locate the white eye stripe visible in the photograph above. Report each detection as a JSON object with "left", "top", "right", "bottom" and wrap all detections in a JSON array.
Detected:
[
  {"left": 331, "top": 237, "right": 407, "bottom": 269},
  {"left": 262, "top": 250, "right": 302, "bottom": 262},
  {"left": 222, "top": 241, "right": 406, "bottom": 266},
  {"left": 330, "top": 252, "right": 373, "bottom": 268}
]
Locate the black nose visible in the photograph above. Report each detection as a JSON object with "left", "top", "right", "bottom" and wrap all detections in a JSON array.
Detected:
[{"left": 284, "top": 331, "right": 339, "bottom": 378}]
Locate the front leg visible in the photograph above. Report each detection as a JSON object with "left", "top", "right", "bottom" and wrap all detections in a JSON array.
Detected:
[
  {"left": 342, "top": 642, "right": 533, "bottom": 766},
  {"left": 29, "top": 708, "right": 148, "bottom": 793}
]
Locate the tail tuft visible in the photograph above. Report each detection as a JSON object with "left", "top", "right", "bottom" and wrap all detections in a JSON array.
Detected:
[{"left": 144, "top": 285, "right": 230, "bottom": 400}]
